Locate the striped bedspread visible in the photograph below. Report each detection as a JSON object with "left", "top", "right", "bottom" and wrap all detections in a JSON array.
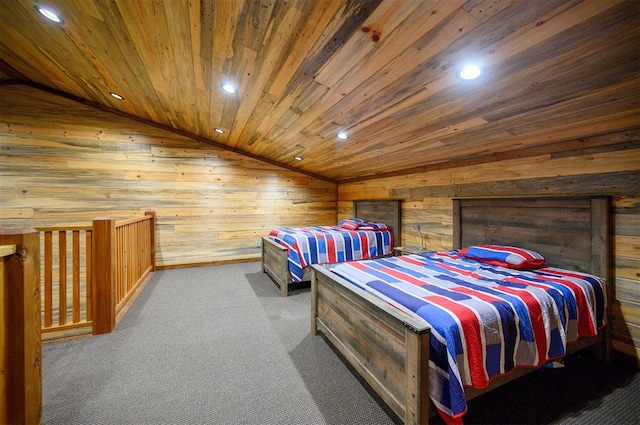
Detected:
[
  {"left": 268, "top": 226, "right": 393, "bottom": 282},
  {"left": 328, "top": 251, "right": 606, "bottom": 424}
]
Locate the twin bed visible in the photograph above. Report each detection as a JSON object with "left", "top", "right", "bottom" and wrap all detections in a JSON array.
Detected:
[
  {"left": 261, "top": 199, "right": 401, "bottom": 296},
  {"left": 310, "top": 197, "right": 611, "bottom": 424}
]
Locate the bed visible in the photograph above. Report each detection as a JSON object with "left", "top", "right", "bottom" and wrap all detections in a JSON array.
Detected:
[
  {"left": 262, "top": 199, "right": 401, "bottom": 296},
  {"left": 310, "top": 197, "right": 612, "bottom": 424}
]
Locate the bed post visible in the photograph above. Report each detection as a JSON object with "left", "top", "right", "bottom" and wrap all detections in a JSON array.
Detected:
[
  {"left": 405, "top": 327, "right": 430, "bottom": 425},
  {"left": 310, "top": 268, "right": 318, "bottom": 335},
  {"left": 591, "top": 197, "right": 612, "bottom": 362},
  {"left": 452, "top": 199, "right": 461, "bottom": 250}
]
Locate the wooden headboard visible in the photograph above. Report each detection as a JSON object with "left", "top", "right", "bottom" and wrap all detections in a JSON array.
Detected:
[
  {"left": 353, "top": 199, "right": 401, "bottom": 247},
  {"left": 452, "top": 197, "right": 611, "bottom": 278}
]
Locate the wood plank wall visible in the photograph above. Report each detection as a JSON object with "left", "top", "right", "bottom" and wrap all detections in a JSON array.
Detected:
[
  {"left": 338, "top": 139, "right": 640, "bottom": 360},
  {"left": 0, "top": 85, "right": 336, "bottom": 268},
  {"left": 1, "top": 84, "right": 638, "bottom": 359}
]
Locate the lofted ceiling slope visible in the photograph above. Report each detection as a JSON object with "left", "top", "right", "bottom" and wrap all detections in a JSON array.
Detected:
[{"left": 1, "top": 0, "right": 639, "bottom": 182}]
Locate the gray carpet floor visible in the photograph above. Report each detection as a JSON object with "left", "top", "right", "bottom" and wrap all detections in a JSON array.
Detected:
[{"left": 42, "top": 262, "right": 640, "bottom": 425}]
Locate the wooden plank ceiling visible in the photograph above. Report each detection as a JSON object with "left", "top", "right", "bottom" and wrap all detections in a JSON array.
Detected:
[{"left": 1, "top": 0, "right": 638, "bottom": 182}]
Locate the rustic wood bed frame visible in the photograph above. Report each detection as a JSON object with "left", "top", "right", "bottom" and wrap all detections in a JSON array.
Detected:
[
  {"left": 311, "top": 197, "right": 612, "bottom": 424},
  {"left": 261, "top": 199, "right": 401, "bottom": 297}
]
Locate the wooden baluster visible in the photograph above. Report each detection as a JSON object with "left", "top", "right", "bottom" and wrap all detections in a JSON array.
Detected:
[
  {"left": 43, "top": 231, "right": 53, "bottom": 328},
  {"left": 115, "top": 226, "right": 121, "bottom": 305},
  {"left": 120, "top": 224, "right": 125, "bottom": 303},
  {"left": 58, "top": 231, "right": 67, "bottom": 326},
  {"left": 85, "top": 230, "right": 93, "bottom": 322},
  {"left": 123, "top": 224, "right": 128, "bottom": 300},
  {"left": 72, "top": 230, "right": 81, "bottom": 324},
  {"left": 131, "top": 223, "right": 136, "bottom": 292}
]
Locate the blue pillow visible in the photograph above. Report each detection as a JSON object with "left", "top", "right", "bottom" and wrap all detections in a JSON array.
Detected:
[{"left": 459, "top": 245, "right": 546, "bottom": 269}]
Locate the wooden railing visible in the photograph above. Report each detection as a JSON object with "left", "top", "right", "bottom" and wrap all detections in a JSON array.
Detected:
[
  {"left": 36, "top": 211, "right": 156, "bottom": 340},
  {"left": 115, "top": 214, "right": 155, "bottom": 316},
  {"left": 38, "top": 223, "right": 93, "bottom": 339},
  {"left": 1, "top": 215, "right": 155, "bottom": 421}
]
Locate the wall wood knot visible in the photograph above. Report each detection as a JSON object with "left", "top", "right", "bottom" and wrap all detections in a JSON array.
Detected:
[{"left": 16, "top": 244, "right": 28, "bottom": 262}]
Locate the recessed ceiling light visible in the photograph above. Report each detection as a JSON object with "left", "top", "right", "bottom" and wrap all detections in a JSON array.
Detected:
[
  {"left": 35, "top": 5, "right": 63, "bottom": 23},
  {"left": 110, "top": 92, "right": 124, "bottom": 100},
  {"left": 337, "top": 132, "right": 349, "bottom": 140},
  {"left": 214, "top": 128, "right": 225, "bottom": 134},
  {"left": 458, "top": 64, "right": 483, "bottom": 80},
  {"left": 293, "top": 156, "right": 303, "bottom": 161},
  {"left": 221, "top": 83, "right": 236, "bottom": 94}
]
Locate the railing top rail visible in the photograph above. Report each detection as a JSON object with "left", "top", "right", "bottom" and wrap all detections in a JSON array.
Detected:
[
  {"left": 35, "top": 225, "right": 93, "bottom": 232},
  {"left": 33, "top": 211, "right": 156, "bottom": 232},
  {"left": 0, "top": 244, "right": 16, "bottom": 258},
  {"left": 116, "top": 215, "right": 153, "bottom": 228}
]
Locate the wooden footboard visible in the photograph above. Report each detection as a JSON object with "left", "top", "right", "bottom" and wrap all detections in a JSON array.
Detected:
[
  {"left": 261, "top": 236, "right": 311, "bottom": 297},
  {"left": 261, "top": 235, "right": 291, "bottom": 297},
  {"left": 311, "top": 265, "right": 431, "bottom": 424}
]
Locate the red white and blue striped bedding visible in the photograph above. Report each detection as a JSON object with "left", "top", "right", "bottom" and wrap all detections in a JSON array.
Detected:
[
  {"left": 328, "top": 251, "right": 606, "bottom": 424},
  {"left": 268, "top": 226, "right": 393, "bottom": 282}
]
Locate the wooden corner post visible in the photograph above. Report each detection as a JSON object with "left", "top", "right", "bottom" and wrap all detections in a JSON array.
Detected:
[
  {"left": 92, "top": 217, "right": 116, "bottom": 335},
  {"left": 405, "top": 327, "right": 430, "bottom": 425},
  {"left": 145, "top": 210, "right": 156, "bottom": 271},
  {"left": 0, "top": 227, "right": 42, "bottom": 425}
]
